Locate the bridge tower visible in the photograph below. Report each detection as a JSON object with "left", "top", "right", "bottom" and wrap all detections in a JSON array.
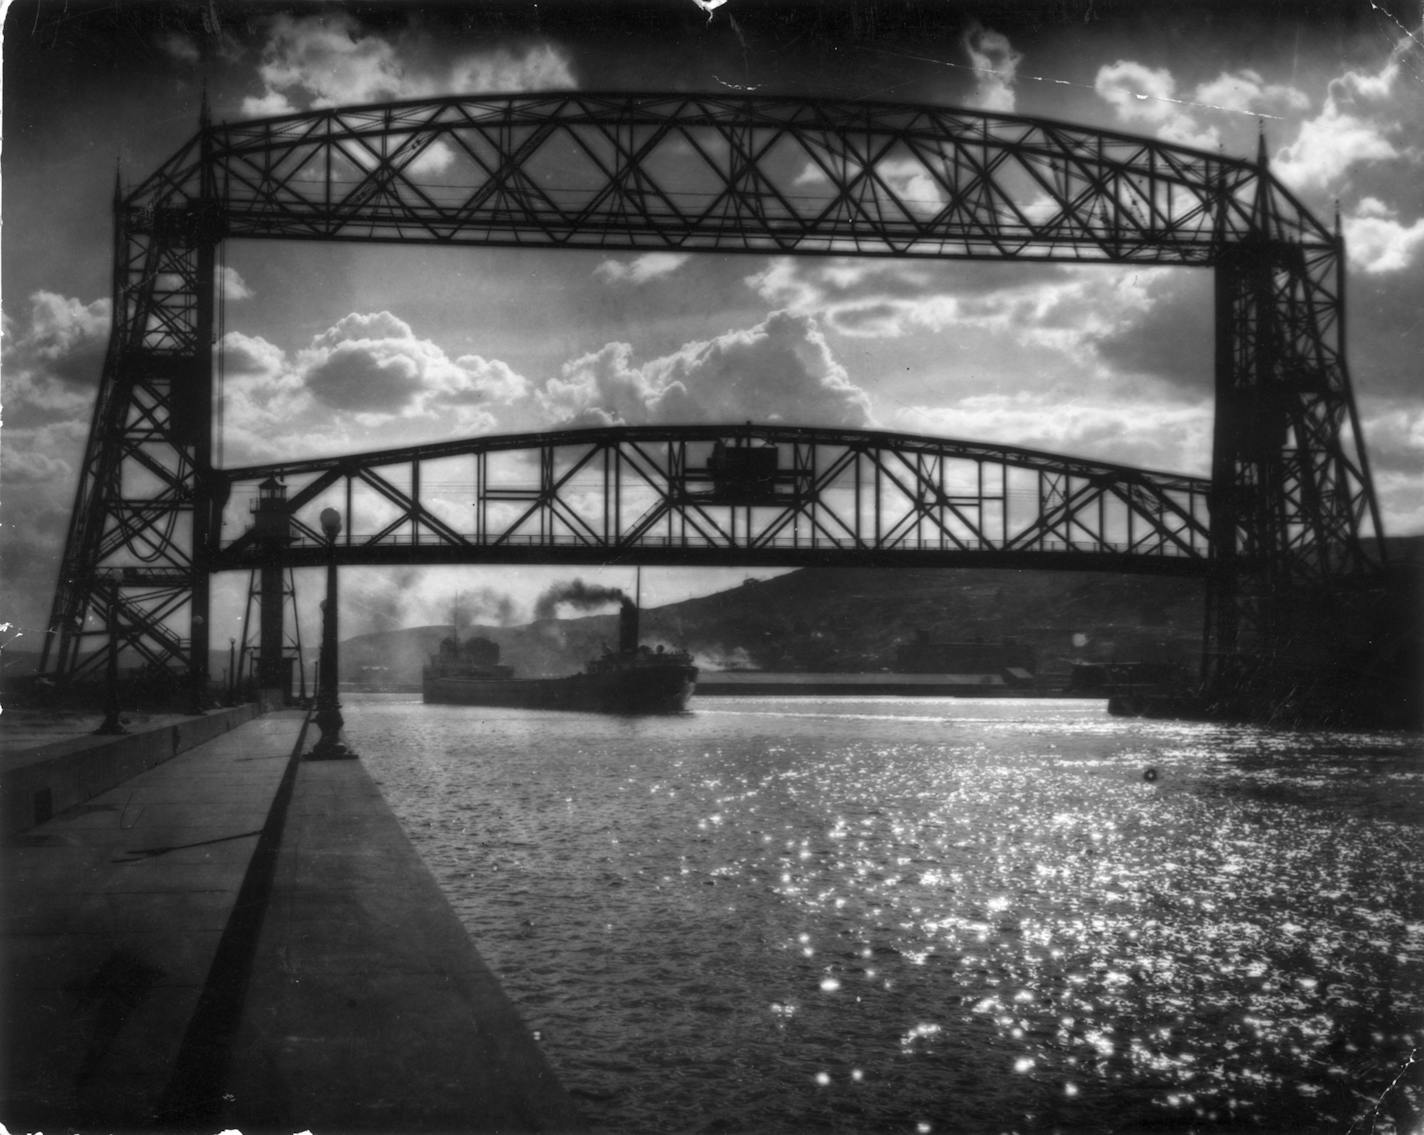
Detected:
[
  {"left": 39, "top": 99, "right": 222, "bottom": 703},
  {"left": 1204, "top": 137, "right": 1387, "bottom": 713}
]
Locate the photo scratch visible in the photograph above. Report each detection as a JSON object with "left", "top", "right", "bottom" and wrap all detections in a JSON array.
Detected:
[
  {"left": 1370, "top": 0, "right": 1424, "bottom": 50},
  {"left": 863, "top": 44, "right": 1291, "bottom": 120},
  {"left": 690, "top": 0, "right": 727, "bottom": 23}
]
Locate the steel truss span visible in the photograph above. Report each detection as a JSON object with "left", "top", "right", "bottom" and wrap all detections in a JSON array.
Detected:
[
  {"left": 41, "top": 92, "right": 1384, "bottom": 697},
  {"left": 216, "top": 425, "right": 1212, "bottom": 574}
]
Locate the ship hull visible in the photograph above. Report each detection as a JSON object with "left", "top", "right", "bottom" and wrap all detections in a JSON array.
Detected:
[{"left": 424, "top": 666, "right": 696, "bottom": 714}]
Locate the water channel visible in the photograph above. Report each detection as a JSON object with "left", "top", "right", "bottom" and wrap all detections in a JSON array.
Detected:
[{"left": 344, "top": 694, "right": 1423, "bottom": 1134}]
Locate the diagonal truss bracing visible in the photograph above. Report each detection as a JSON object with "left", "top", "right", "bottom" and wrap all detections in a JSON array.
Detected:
[
  {"left": 129, "top": 93, "right": 1281, "bottom": 259},
  {"left": 40, "top": 93, "right": 1384, "bottom": 693},
  {"left": 212, "top": 425, "right": 1213, "bottom": 574}
]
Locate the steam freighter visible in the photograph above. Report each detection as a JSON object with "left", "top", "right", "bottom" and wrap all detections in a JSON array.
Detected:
[{"left": 423, "top": 598, "right": 697, "bottom": 714}]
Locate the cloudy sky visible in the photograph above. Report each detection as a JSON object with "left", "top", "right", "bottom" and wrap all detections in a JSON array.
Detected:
[{"left": 3, "top": 0, "right": 1422, "bottom": 649}]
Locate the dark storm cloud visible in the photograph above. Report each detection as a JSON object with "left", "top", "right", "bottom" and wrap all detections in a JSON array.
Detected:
[{"left": 1089, "top": 271, "right": 1215, "bottom": 395}]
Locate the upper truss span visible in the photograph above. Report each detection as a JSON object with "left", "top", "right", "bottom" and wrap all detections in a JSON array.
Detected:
[{"left": 127, "top": 91, "right": 1330, "bottom": 261}]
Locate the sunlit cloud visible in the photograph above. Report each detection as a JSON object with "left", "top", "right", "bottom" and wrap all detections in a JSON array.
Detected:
[
  {"left": 962, "top": 23, "right": 1021, "bottom": 113},
  {"left": 1359, "top": 400, "right": 1424, "bottom": 476},
  {"left": 1193, "top": 69, "right": 1310, "bottom": 117},
  {"left": 15, "top": 291, "right": 110, "bottom": 381},
  {"left": 220, "top": 265, "right": 254, "bottom": 301},
  {"left": 896, "top": 393, "right": 1216, "bottom": 476},
  {"left": 217, "top": 312, "right": 527, "bottom": 463},
  {"left": 746, "top": 257, "right": 1196, "bottom": 394},
  {"left": 240, "top": 12, "right": 576, "bottom": 117},
  {"left": 1344, "top": 197, "right": 1424, "bottom": 274},
  {"left": 449, "top": 44, "right": 576, "bottom": 93},
  {"left": 594, "top": 253, "right": 691, "bottom": 286},
  {"left": 1093, "top": 60, "right": 1221, "bottom": 151},
  {"left": 300, "top": 311, "right": 525, "bottom": 419},
  {"left": 537, "top": 310, "right": 873, "bottom": 429},
  {"left": 1273, "top": 26, "right": 1421, "bottom": 191}
]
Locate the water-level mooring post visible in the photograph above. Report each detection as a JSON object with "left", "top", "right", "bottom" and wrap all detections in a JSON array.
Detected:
[{"left": 307, "top": 507, "right": 356, "bottom": 760}]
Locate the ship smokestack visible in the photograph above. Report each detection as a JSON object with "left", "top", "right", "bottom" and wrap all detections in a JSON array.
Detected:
[{"left": 619, "top": 596, "right": 638, "bottom": 654}]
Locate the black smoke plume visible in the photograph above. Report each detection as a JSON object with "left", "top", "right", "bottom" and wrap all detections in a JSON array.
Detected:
[{"left": 534, "top": 579, "right": 626, "bottom": 622}]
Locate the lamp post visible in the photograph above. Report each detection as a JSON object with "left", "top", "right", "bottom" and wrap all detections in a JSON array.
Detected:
[{"left": 308, "top": 507, "right": 356, "bottom": 759}]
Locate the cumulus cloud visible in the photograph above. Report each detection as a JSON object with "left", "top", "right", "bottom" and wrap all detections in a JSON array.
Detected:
[
  {"left": 306, "top": 340, "right": 425, "bottom": 412},
  {"left": 438, "top": 354, "right": 527, "bottom": 407},
  {"left": 299, "top": 310, "right": 526, "bottom": 419},
  {"left": 243, "top": 89, "right": 296, "bottom": 117},
  {"left": 449, "top": 45, "right": 577, "bottom": 93},
  {"left": 897, "top": 393, "right": 1216, "bottom": 476},
  {"left": 537, "top": 311, "right": 873, "bottom": 429},
  {"left": 241, "top": 12, "right": 576, "bottom": 117},
  {"left": 222, "top": 329, "right": 288, "bottom": 380},
  {"left": 962, "top": 23, "right": 1021, "bottom": 113},
  {"left": 1355, "top": 397, "right": 1424, "bottom": 532},
  {"left": 1, "top": 369, "right": 93, "bottom": 431},
  {"left": 1194, "top": 69, "right": 1310, "bottom": 117},
  {"left": 1359, "top": 399, "right": 1424, "bottom": 476},
  {"left": 1094, "top": 60, "right": 1221, "bottom": 151},
  {"left": 1095, "top": 60, "right": 1318, "bottom": 155},
  {"left": 746, "top": 256, "right": 1183, "bottom": 388},
  {"left": 1273, "top": 25, "right": 1422, "bottom": 192},
  {"left": 7, "top": 291, "right": 111, "bottom": 388},
  {"left": 220, "top": 265, "right": 254, "bottom": 301},
  {"left": 1, "top": 291, "right": 109, "bottom": 439},
  {"left": 217, "top": 312, "right": 528, "bottom": 463},
  {"left": 748, "top": 257, "right": 972, "bottom": 330},
  {"left": 594, "top": 253, "right": 691, "bottom": 286},
  {"left": 1274, "top": 102, "right": 1402, "bottom": 192},
  {"left": 0, "top": 294, "right": 118, "bottom": 635},
  {"left": 1344, "top": 197, "right": 1424, "bottom": 274}
]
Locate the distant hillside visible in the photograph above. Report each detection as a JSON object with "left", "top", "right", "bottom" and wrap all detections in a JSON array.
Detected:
[
  {"left": 7, "top": 534, "right": 1419, "bottom": 693},
  {"left": 344, "top": 564, "right": 1211, "bottom": 689},
  {"left": 349, "top": 534, "right": 1424, "bottom": 689}
]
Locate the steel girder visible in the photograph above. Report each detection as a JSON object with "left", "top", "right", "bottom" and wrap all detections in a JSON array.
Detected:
[
  {"left": 213, "top": 424, "right": 1212, "bottom": 574},
  {"left": 128, "top": 92, "right": 1272, "bottom": 258},
  {"left": 40, "top": 93, "right": 1383, "bottom": 690}
]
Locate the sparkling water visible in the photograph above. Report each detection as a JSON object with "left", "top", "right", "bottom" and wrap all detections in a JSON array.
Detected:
[{"left": 346, "top": 695, "right": 1423, "bottom": 1134}]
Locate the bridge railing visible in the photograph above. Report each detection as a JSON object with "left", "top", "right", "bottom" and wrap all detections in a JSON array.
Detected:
[{"left": 274, "top": 532, "right": 1203, "bottom": 557}]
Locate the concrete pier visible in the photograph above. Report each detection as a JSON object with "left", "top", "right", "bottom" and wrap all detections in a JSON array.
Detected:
[{"left": 2, "top": 709, "right": 585, "bottom": 1133}]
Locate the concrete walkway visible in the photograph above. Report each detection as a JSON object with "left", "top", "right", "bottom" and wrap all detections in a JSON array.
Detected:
[
  {"left": 2, "top": 709, "right": 585, "bottom": 1134},
  {"left": 3, "top": 711, "right": 302, "bottom": 1130}
]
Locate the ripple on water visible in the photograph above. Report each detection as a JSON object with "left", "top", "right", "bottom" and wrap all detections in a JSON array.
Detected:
[{"left": 350, "top": 695, "right": 1424, "bottom": 1134}]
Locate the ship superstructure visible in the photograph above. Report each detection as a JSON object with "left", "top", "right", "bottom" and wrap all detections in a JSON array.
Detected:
[{"left": 423, "top": 598, "right": 696, "bottom": 714}]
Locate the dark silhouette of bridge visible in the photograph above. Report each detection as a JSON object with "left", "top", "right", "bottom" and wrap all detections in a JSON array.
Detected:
[
  {"left": 40, "top": 92, "right": 1387, "bottom": 720},
  {"left": 217, "top": 424, "right": 1212, "bottom": 572}
]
